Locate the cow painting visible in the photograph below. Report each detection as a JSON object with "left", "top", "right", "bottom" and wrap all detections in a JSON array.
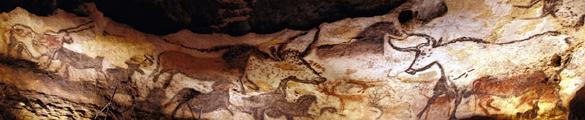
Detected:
[{"left": 387, "top": 31, "right": 569, "bottom": 119}]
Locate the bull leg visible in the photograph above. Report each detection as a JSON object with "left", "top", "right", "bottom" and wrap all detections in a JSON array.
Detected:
[
  {"left": 417, "top": 63, "right": 453, "bottom": 119},
  {"left": 417, "top": 94, "right": 438, "bottom": 120},
  {"left": 448, "top": 95, "right": 462, "bottom": 120}
]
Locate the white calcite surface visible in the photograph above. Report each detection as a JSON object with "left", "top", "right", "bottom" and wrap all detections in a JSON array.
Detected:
[{"left": 0, "top": 0, "right": 584, "bottom": 120}]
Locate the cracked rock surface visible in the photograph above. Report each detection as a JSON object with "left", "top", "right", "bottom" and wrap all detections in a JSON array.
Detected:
[{"left": 1, "top": 0, "right": 585, "bottom": 119}]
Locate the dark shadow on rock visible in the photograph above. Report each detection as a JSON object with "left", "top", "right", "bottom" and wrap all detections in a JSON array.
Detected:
[
  {"left": 1, "top": 0, "right": 407, "bottom": 36},
  {"left": 570, "top": 86, "right": 585, "bottom": 120}
]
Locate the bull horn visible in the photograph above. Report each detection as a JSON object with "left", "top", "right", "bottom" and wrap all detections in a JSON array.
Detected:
[
  {"left": 386, "top": 34, "right": 419, "bottom": 52},
  {"left": 407, "top": 33, "right": 438, "bottom": 47},
  {"left": 59, "top": 21, "right": 94, "bottom": 33}
]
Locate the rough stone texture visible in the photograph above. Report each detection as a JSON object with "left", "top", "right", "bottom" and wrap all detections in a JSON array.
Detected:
[
  {"left": 0, "top": 0, "right": 407, "bottom": 36},
  {"left": 1, "top": 0, "right": 585, "bottom": 120}
]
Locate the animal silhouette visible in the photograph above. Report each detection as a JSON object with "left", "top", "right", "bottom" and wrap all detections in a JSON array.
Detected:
[
  {"left": 162, "top": 80, "right": 233, "bottom": 119},
  {"left": 239, "top": 76, "right": 321, "bottom": 120},
  {"left": 149, "top": 46, "right": 260, "bottom": 91},
  {"left": 6, "top": 24, "right": 35, "bottom": 59},
  {"left": 53, "top": 48, "right": 105, "bottom": 79},
  {"left": 388, "top": 31, "right": 565, "bottom": 119},
  {"left": 154, "top": 29, "right": 326, "bottom": 94},
  {"left": 6, "top": 22, "right": 94, "bottom": 69}
]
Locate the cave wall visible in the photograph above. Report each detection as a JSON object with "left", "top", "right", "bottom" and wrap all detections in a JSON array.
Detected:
[{"left": 1, "top": 0, "right": 585, "bottom": 119}]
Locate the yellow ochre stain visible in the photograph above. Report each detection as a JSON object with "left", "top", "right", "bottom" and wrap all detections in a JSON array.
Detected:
[
  {"left": 276, "top": 62, "right": 302, "bottom": 71},
  {"left": 81, "top": 34, "right": 153, "bottom": 68},
  {"left": 255, "top": 80, "right": 272, "bottom": 92}
]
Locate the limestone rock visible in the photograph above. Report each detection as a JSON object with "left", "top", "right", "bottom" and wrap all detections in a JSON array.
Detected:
[{"left": 0, "top": 0, "right": 585, "bottom": 120}]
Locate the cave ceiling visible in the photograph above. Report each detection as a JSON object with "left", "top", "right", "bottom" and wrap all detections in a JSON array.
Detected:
[{"left": 1, "top": 0, "right": 585, "bottom": 120}]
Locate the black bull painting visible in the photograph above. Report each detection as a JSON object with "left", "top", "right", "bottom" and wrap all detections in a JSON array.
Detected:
[{"left": 387, "top": 31, "right": 569, "bottom": 119}]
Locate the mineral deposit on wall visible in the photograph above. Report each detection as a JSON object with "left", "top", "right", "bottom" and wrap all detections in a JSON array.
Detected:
[{"left": 1, "top": 0, "right": 585, "bottom": 120}]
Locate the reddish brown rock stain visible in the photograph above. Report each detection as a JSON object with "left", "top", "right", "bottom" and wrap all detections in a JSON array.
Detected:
[
  {"left": 318, "top": 79, "right": 385, "bottom": 110},
  {"left": 150, "top": 51, "right": 239, "bottom": 88}
]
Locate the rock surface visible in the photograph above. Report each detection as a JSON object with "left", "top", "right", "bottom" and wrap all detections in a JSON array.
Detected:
[
  {"left": 0, "top": 0, "right": 407, "bottom": 36},
  {"left": 0, "top": 0, "right": 585, "bottom": 119}
]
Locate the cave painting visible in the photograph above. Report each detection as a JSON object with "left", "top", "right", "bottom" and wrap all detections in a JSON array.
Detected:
[
  {"left": 387, "top": 30, "right": 569, "bottom": 119},
  {"left": 163, "top": 80, "right": 232, "bottom": 119},
  {"left": 6, "top": 21, "right": 102, "bottom": 79},
  {"left": 513, "top": 0, "right": 560, "bottom": 19},
  {"left": 316, "top": 22, "right": 405, "bottom": 58},
  {"left": 151, "top": 28, "right": 329, "bottom": 119},
  {"left": 161, "top": 76, "right": 324, "bottom": 120},
  {"left": 237, "top": 76, "right": 322, "bottom": 120},
  {"left": 156, "top": 29, "right": 326, "bottom": 94},
  {"left": 513, "top": 0, "right": 585, "bottom": 27},
  {"left": 103, "top": 55, "right": 152, "bottom": 104},
  {"left": 469, "top": 71, "right": 564, "bottom": 118}
]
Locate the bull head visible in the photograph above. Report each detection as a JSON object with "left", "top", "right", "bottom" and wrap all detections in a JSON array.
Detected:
[
  {"left": 10, "top": 24, "right": 35, "bottom": 37},
  {"left": 387, "top": 33, "right": 439, "bottom": 75}
]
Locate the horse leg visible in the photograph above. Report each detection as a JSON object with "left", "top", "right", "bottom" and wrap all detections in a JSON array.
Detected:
[
  {"left": 238, "top": 72, "right": 247, "bottom": 94},
  {"left": 162, "top": 71, "right": 177, "bottom": 89},
  {"left": 185, "top": 102, "right": 196, "bottom": 119},
  {"left": 171, "top": 101, "right": 186, "bottom": 120},
  {"left": 239, "top": 70, "right": 259, "bottom": 94}
]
